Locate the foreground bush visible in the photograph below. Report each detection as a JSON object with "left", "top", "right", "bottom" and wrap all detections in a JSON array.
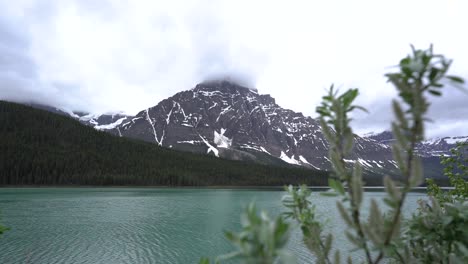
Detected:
[{"left": 201, "top": 46, "right": 467, "bottom": 263}]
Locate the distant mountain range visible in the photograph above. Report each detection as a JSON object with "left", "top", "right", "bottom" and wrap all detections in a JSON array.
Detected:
[
  {"left": 20, "top": 80, "right": 466, "bottom": 182},
  {"left": 363, "top": 131, "right": 468, "bottom": 157}
]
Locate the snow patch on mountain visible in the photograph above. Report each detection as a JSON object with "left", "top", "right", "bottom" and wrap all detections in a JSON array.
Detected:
[
  {"left": 298, "top": 155, "right": 309, "bottom": 164},
  {"left": 444, "top": 136, "right": 468, "bottom": 144},
  {"left": 199, "top": 134, "right": 219, "bottom": 157},
  {"left": 298, "top": 155, "right": 320, "bottom": 169},
  {"left": 63, "top": 109, "right": 80, "bottom": 119},
  {"left": 239, "top": 144, "right": 271, "bottom": 154},
  {"left": 177, "top": 140, "right": 202, "bottom": 144},
  {"left": 95, "top": 117, "right": 128, "bottom": 130},
  {"left": 145, "top": 109, "right": 163, "bottom": 146},
  {"left": 260, "top": 147, "right": 271, "bottom": 155},
  {"left": 280, "top": 151, "right": 300, "bottom": 165},
  {"left": 358, "top": 158, "right": 373, "bottom": 168},
  {"left": 214, "top": 128, "right": 232, "bottom": 148}
]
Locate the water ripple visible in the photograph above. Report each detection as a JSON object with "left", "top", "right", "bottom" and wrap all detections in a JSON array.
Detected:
[{"left": 0, "top": 188, "right": 425, "bottom": 264}]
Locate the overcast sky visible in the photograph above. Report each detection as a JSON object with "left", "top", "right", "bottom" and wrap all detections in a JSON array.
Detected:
[{"left": 1, "top": 0, "right": 467, "bottom": 138}]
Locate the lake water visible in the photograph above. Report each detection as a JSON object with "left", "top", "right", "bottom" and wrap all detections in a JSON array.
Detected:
[{"left": 0, "top": 188, "right": 425, "bottom": 264}]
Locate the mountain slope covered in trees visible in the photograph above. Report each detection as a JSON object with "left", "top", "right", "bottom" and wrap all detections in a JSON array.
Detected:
[{"left": 0, "top": 101, "right": 330, "bottom": 186}]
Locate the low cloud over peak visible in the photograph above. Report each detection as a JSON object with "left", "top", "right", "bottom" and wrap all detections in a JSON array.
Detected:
[{"left": 0, "top": 0, "right": 467, "bottom": 137}]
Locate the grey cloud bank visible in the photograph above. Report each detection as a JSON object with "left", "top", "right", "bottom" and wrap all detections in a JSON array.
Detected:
[{"left": 0, "top": 0, "right": 467, "bottom": 138}]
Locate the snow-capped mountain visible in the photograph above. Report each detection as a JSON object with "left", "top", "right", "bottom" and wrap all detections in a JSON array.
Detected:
[
  {"left": 27, "top": 103, "right": 131, "bottom": 131},
  {"left": 362, "top": 131, "right": 395, "bottom": 145},
  {"left": 364, "top": 131, "right": 468, "bottom": 157},
  {"left": 107, "top": 80, "right": 395, "bottom": 171},
  {"left": 73, "top": 112, "right": 130, "bottom": 132}
]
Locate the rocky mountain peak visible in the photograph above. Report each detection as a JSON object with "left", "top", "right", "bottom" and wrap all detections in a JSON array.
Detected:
[
  {"left": 195, "top": 79, "right": 258, "bottom": 93},
  {"left": 108, "top": 82, "right": 395, "bottom": 175}
]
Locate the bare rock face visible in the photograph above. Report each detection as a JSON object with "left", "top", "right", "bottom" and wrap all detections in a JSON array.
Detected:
[{"left": 112, "top": 80, "right": 395, "bottom": 172}]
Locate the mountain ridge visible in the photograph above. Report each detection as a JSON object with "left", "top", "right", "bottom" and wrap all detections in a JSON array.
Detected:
[
  {"left": 20, "top": 81, "right": 460, "bottom": 179},
  {"left": 364, "top": 130, "right": 468, "bottom": 157},
  {"left": 108, "top": 81, "right": 396, "bottom": 175},
  {"left": 0, "top": 100, "right": 329, "bottom": 186}
]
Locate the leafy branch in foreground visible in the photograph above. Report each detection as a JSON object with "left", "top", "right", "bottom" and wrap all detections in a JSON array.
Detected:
[
  {"left": 403, "top": 141, "right": 468, "bottom": 263},
  {"left": 312, "top": 45, "right": 465, "bottom": 264},
  {"left": 200, "top": 45, "right": 466, "bottom": 264},
  {"left": 316, "top": 86, "right": 372, "bottom": 263},
  {"left": 200, "top": 203, "right": 294, "bottom": 264},
  {"left": 282, "top": 185, "right": 339, "bottom": 264},
  {"left": 374, "top": 44, "right": 465, "bottom": 263}
]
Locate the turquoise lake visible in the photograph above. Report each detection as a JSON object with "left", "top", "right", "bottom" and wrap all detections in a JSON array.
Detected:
[{"left": 0, "top": 188, "right": 425, "bottom": 263}]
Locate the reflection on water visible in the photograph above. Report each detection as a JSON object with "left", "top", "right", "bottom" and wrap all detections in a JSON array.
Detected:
[{"left": 0, "top": 188, "right": 425, "bottom": 264}]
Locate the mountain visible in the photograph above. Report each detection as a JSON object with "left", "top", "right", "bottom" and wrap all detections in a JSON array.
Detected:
[
  {"left": 0, "top": 100, "right": 329, "bottom": 186},
  {"left": 417, "top": 136, "right": 468, "bottom": 157},
  {"left": 362, "top": 131, "right": 395, "bottom": 145},
  {"left": 364, "top": 131, "right": 468, "bottom": 181},
  {"left": 26, "top": 103, "right": 132, "bottom": 132},
  {"left": 74, "top": 112, "right": 131, "bottom": 133},
  {"left": 26, "top": 81, "right": 461, "bottom": 181},
  {"left": 105, "top": 80, "right": 395, "bottom": 176},
  {"left": 365, "top": 131, "right": 468, "bottom": 157},
  {"left": 7, "top": 79, "right": 460, "bottom": 185}
]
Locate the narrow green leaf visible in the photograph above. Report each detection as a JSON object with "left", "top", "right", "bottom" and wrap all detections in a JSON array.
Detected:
[
  {"left": 334, "top": 250, "right": 341, "bottom": 264},
  {"left": 392, "top": 144, "right": 406, "bottom": 173},
  {"left": 400, "top": 57, "right": 411, "bottom": 66},
  {"left": 384, "top": 176, "right": 401, "bottom": 202},
  {"left": 324, "top": 234, "right": 333, "bottom": 256},
  {"left": 351, "top": 162, "right": 363, "bottom": 207},
  {"left": 410, "top": 157, "right": 424, "bottom": 187},
  {"left": 392, "top": 122, "right": 408, "bottom": 148},
  {"left": 428, "top": 90, "right": 442, "bottom": 96},
  {"left": 345, "top": 231, "right": 361, "bottom": 247},
  {"left": 446, "top": 75, "right": 465, "bottom": 84},
  {"left": 329, "top": 178, "right": 345, "bottom": 195},
  {"left": 337, "top": 201, "right": 353, "bottom": 227},
  {"left": 392, "top": 101, "right": 408, "bottom": 130},
  {"left": 350, "top": 105, "right": 369, "bottom": 113},
  {"left": 429, "top": 67, "right": 439, "bottom": 81}
]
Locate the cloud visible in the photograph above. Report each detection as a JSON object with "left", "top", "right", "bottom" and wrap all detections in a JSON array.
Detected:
[
  {"left": 0, "top": 0, "right": 467, "bottom": 137},
  {"left": 0, "top": 14, "right": 46, "bottom": 105}
]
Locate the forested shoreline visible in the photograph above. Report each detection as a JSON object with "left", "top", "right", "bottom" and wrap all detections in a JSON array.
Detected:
[{"left": 0, "top": 101, "right": 330, "bottom": 186}]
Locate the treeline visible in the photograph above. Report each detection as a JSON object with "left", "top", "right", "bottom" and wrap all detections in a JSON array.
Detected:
[{"left": 0, "top": 101, "right": 330, "bottom": 186}]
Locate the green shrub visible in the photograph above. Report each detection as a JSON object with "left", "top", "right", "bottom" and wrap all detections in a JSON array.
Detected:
[
  {"left": 405, "top": 198, "right": 468, "bottom": 263},
  {"left": 427, "top": 141, "right": 468, "bottom": 203},
  {"left": 201, "top": 45, "right": 467, "bottom": 263},
  {"left": 200, "top": 203, "right": 294, "bottom": 264}
]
